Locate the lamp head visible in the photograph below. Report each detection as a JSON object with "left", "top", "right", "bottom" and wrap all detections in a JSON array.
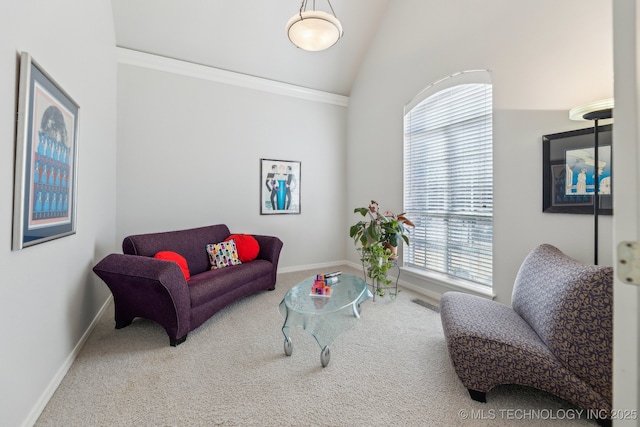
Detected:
[
  {"left": 582, "top": 109, "right": 612, "bottom": 121},
  {"left": 569, "top": 98, "right": 614, "bottom": 121}
]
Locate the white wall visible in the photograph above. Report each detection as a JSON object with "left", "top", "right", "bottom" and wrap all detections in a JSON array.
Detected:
[
  {"left": 116, "top": 56, "right": 348, "bottom": 269},
  {"left": 347, "top": 0, "right": 614, "bottom": 304},
  {"left": 0, "top": 2, "right": 117, "bottom": 426}
]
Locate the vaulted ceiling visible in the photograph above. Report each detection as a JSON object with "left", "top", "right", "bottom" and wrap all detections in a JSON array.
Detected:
[{"left": 111, "top": 0, "right": 389, "bottom": 96}]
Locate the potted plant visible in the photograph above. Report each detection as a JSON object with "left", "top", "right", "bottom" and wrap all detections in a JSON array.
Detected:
[
  {"left": 350, "top": 200, "right": 414, "bottom": 259},
  {"left": 349, "top": 200, "right": 414, "bottom": 297}
]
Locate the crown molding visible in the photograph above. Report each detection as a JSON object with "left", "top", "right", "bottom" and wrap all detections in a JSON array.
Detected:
[{"left": 116, "top": 47, "right": 349, "bottom": 107}]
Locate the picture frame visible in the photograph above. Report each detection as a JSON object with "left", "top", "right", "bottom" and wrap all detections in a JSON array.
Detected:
[
  {"left": 260, "top": 159, "right": 300, "bottom": 215},
  {"left": 12, "top": 52, "right": 80, "bottom": 250},
  {"left": 542, "top": 124, "right": 612, "bottom": 215}
]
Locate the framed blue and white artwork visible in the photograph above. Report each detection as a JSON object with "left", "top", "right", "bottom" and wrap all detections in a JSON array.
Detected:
[
  {"left": 542, "top": 124, "right": 612, "bottom": 215},
  {"left": 260, "top": 159, "right": 301, "bottom": 215},
  {"left": 12, "top": 52, "right": 80, "bottom": 250}
]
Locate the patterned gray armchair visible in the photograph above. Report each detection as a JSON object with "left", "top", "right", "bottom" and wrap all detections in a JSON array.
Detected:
[{"left": 440, "top": 244, "right": 613, "bottom": 426}]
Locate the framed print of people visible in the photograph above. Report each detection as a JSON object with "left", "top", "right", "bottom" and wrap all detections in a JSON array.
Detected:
[{"left": 260, "top": 159, "right": 300, "bottom": 215}]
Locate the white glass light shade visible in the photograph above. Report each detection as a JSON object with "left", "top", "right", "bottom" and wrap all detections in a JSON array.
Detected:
[
  {"left": 286, "top": 10, "right": 343, "bottom": 51},
  {"left": 569, "top": 98, "right": 614, "bottom": 121}
]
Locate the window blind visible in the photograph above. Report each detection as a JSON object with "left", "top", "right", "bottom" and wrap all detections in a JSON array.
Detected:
[{"left": 403, "top": 78, "right": 493, "bottom": 287}]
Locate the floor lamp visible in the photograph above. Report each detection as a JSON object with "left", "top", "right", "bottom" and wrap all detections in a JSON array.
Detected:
[{"left": 569, "top": 98, "right": 614, "bottom": 265}]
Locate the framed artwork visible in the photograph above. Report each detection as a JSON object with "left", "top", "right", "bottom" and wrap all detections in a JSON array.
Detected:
[
  {"left": 542, "top": 124, "right": 612, "bottom": 215},
  {"left": 260, "top": 159, "right": 300, "bottom": 215},
  {"left": 12, "top": 52, "right": 80, "bottom": 250}
]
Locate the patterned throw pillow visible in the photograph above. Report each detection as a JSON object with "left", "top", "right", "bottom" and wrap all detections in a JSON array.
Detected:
[{"left": 206, "top": 239, "right": 242, "bottom": 270}]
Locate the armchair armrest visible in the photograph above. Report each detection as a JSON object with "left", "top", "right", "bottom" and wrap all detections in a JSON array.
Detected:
[{"left": 93, "top": 253, "right": 191, "bottom": 345}]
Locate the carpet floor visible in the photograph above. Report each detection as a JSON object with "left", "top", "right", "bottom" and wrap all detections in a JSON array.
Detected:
[{"left": 35, "top": 266, "right": 598, "bottom": 426}]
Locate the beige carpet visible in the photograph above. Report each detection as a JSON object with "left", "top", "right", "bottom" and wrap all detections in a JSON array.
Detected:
[{"left": 36, "top": 266, "right": 598, "bottom": 426}]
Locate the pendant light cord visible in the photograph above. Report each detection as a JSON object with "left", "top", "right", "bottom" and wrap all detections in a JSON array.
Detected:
[
  {"left": 299, "top": 0, "right": 307, "bottom": 19},
  {"left": 299, "top": 0, "right": 338, "bottom": 19},
  {"left": 327, "top": 0, "right": 337, "bottom": 18}
]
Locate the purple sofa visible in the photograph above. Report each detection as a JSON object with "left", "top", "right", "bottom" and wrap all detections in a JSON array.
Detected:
[
  {"left": 93, "top": 224, "right": 283, "bottom": 346},
  {"left": 440, "top": 244, "right": 613, "bottom": 426}
]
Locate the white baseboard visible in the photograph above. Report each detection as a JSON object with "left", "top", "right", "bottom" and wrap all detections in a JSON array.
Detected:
[
  {"left": 277, "top": 260, "right": 348, "bottom": 274},
  {"left": 22, "top": 296, "right": 113, "bottom": 427},
  {"left": 397, "top": 279, "right": 443, "bottom": 303}
]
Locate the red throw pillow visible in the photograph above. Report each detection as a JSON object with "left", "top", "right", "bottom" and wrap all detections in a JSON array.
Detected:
[
  {"left": 224, "top": 234, "right": 260, "bottom": 262},
  {"left": 154, "top": 251, "right": 190, "bottom": 280}
]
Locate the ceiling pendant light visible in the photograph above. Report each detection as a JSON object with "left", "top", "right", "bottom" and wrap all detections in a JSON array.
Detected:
[{"left": 286, "top": 0, "right": 343, "bottom": 52}]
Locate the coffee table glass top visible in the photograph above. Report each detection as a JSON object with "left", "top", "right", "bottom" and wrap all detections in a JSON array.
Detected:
[{"left": 278, "top": 273, "right": 372, "bottom": 367}]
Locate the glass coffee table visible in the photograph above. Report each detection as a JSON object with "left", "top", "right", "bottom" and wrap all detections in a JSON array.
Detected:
[{"left": 278, "top": 274, "right": 372, "bottom": 367}]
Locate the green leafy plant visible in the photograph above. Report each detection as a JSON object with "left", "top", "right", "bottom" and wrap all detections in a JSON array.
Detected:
[
  {"left": 359, "top": 243, "right": 393, "bottom": 297},
  {"left": 349, "top": 200, "right": 414, "bottom": 249},
  {"left": 349, "top": 200, "right": 414, "bottom": 297}
]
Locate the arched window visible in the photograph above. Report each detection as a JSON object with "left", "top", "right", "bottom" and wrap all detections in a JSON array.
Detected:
[{"left": 403, "top": 70, "right": 493, "bottom": 287}]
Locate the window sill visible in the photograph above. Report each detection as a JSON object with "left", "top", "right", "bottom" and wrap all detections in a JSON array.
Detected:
[{"left": 400, "top": 266, "right": 496, "bottom": 300}]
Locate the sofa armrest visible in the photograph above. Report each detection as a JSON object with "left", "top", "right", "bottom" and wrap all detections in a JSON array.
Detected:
[
  {"left": 251, "top": 235, "right": 283, "bottom": 284},
  {"left": 93, "top": 253, "right": 191, "bottom": 345},
  {"left": 253, "top": 235, "right": 283, "bottom": 263}
]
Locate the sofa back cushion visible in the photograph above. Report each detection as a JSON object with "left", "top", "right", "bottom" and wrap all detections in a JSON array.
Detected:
[
  {"left": 511, "top": 244, "right": 613, "bottom": 403},
  {"left": 123, "top": 224, "right": 231, "bottom": 275}
]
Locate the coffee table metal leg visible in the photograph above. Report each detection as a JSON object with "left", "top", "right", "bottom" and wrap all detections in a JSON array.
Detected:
[
  {"left": 284, "top": 336, "right": 293, "bottom": 356},
  {"left": 320, "top": 345, "right": 331, "bottom": 367},
  {"left": 353, "top": 302, "right": 361, "bottom": 318}
]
